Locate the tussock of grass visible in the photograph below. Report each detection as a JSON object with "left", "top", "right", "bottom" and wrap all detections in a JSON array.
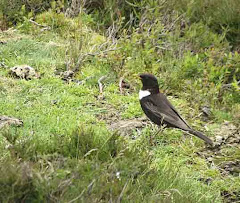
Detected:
[{"left": 0, "top": 127, "right": 222, "bottom": 202}]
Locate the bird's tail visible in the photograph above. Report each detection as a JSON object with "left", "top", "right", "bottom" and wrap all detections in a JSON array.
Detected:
[{"left": 187, "top": 129, "right": 213, "bottom": 145}]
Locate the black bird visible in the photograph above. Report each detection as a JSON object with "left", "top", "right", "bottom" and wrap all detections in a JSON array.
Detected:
[{"left": 139, "top": 73, "right": 213, "bottom": 145}]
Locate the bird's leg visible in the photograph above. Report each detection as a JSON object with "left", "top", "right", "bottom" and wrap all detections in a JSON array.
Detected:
[
  {"left": 150, "top": 117, "right": 165, "bottom": 145},
  {"left": 153, "top": 128, "right": 162, "bottom": 137},
  {"left": 150, "top": 117, "right": 164, "bottom": 145},
  {"left": 150, "top": 127, "right": 163, "bottom": 145},
  {"left": 156, "top": 116, "right": 165, "bottom": 136},
  {"left": 149, "top": 123, "right": 155, "bottom": 145}
]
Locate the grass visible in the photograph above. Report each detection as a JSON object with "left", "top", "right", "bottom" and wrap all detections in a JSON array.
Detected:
[{"left": 0, "top": 12, "right": 239, "bottom": 202}]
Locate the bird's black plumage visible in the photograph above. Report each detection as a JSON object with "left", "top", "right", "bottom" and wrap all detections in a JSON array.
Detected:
[{"left": 139, "top": 73, "right": 213, "bottom": 145}]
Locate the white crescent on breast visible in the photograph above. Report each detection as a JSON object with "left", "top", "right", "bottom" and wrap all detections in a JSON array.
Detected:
[{"left": 139, "top": 90, "right": 151, "bottom": 100}]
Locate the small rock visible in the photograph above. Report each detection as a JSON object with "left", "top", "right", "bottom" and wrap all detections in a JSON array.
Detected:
[
  {"left": 9, "top": 65, "right": 40, "bottom": 80},
  {"left": 215, "top": 135, "right": 224, "bottom": 143},
  {"left": 201, "top": 106, "right": 212, "bottom": 117},
  {"left": 60, "top": 70, "right": 74, "bottom": 81},
  {"left": 51, "top": 100, "right": 58, "bottom": 105},
  {"left": 0, "top": 41, "right": 7, "bottom": 44},
  {"left": 0, "top": 116, "right": 23, "bottom": 129}
]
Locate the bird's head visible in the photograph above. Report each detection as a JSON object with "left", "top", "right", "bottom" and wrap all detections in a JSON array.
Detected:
[{"left": 139, "top": 73, "right": 159, "bottom": 91}]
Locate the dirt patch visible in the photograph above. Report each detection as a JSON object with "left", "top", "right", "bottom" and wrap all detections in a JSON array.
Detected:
[
  {"left": 197, "top": 122, "right": 240, "bottom": 187},
  {"left": 213, "top": 122, "right": 240, "bottom": 146},
  {"left": 196, "top": 122, "right": 240, "bottom": 202},
  {"left": 198, "top": 122, "right": 239, "bottom": 154},
  {"left": 108, "top": 118, "right": 149, "bottom": 136},
  {"left": 92, "top": 101, "right": 149, "bottom": 136}
]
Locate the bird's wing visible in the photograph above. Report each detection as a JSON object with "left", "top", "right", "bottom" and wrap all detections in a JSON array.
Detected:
[
  {"left": 141, "top": 94, "right": 191, "bottom": 130},
  {"left": 159, "top": 94, "right": 191, "bottom": 129}
]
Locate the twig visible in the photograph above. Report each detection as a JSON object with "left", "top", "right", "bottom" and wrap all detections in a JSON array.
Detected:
[
  {"left": 2, "top": 28, "right": 17, "bottom": 33},
  {"left": 221, "top": 80, "right": 240, "bottom": 90},
  {"left": 40, "top": 27, "right": 51, "bottom": 32},
  {"left": 84, "top": 148, "right": 98, "bottom": 157},
  {"left": 67, "top": 179, "right": 96, "bottom": 203},
  {"left": 107, "top": 22, "right": 118, "bottom": 41},
  {"left": 67, "top": 189, "right": 85, "bottom": 203},
  {"left": 29, "top": 18, "right": 51, "bottom": 30},
  {"left": 87, "top": 47, "right": 119, "bottom": 57},
  {"left": 117, "top": 180, "right": 129, "bottom": 203},
  {"left": 98, "top": 75, "right": 107, "bottom": 99},
  {"left": 109, "top": 188, "right": 113, "bottom": 203},
  {"left": 75, "top": 76, "right": 93, "bottom": 85},
  {"left": 87, "top": 179, "right": 96, "bottom": 195}
]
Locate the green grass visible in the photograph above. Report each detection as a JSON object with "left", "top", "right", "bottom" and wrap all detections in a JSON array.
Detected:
[{"left": 0, "top": 12, "right": 239, "bottom": 202}]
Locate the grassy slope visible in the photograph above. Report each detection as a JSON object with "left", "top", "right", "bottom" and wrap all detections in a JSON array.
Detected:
[{"left": 0, "top": 21, "right": 239, "bottom": 202}]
